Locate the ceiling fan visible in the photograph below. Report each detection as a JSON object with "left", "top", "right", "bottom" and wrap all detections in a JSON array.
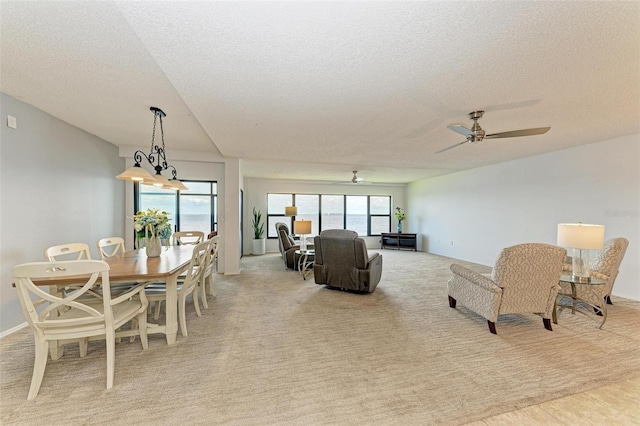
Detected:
[
  {"left": 350, "top": 170, "right": 364, "bottom": 184},
  {"left": 436, "top": 110, "right": 550, "bottom": 153}
]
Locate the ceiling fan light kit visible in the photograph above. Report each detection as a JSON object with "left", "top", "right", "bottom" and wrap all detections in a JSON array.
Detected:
[{"left": 437, "top": 110, "right": 550, "bottom": 154}]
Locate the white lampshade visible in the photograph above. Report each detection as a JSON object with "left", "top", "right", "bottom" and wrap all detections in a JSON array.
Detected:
[
  {"left": 116, "top": 165, "right": 154, "bottom": 182},
  {"left": 294, "top": 220, "right": 311, "bottom": 235},
  {"left": 170, "top": 178, "right": 189, "bottom": 191},
  {"left": 150, "top": 173, "right": 176, "bottom": 190},
  {"left": 285, "top": 206, "right": 298, "bottom": 216},
  {"left": 557, "top": 223, "right": 605, "bottom": 249}
]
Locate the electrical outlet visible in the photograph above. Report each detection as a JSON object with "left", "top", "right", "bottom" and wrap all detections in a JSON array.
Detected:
[{"left": 7, "top": 115, "right": 17, "bottom": 129}]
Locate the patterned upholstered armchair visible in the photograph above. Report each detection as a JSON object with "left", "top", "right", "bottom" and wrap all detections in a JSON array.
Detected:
[
  {"left": 559, "top": 237, "right": 629, "bottom": 307},
  {"left": 313, "top": 229, "right": 382, "bottom": 293},
  {"left": 275, "top": 222, "right": 300, "bottom": 270},
  {"left": 447, "top": 243, "right": 567, "bottom": 334}
]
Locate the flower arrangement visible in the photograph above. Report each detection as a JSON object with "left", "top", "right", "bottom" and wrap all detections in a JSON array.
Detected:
[
  {"left": 394, "top": 207, "right": 406, "bottom": 222},
  {"left": 133, "top": 208, "right": 173, "bottom": 241}
]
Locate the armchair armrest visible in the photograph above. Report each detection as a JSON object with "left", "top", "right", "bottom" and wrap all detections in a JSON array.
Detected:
[
  {"left": 364, "top": 252, "right": 382, "bottom": 292},
  {"left": 448, "top": 263, "right": 503, "bottom": 323},
  {"left": 450, "top": 264, "right": 501, "bottom": 293}
]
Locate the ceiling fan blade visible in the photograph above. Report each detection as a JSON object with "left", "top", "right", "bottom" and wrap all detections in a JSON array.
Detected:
[
  {"left": 485, "top": 127, "right": 550, "bottom": 139},
  {"left": 447, "top": 124, "right": 473, "bottom": 137},
  {"left": 435, "top": 140, "right": 468, "bottom": 154}
]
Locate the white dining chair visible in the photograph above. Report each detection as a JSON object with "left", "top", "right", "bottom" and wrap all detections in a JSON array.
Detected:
[
  {"left": 145, "top": 239, "right": 209, "bottom": 336},
  {"left": 198, "top": 236, "right": 220, "bottom": 309},
  {"left": 12, "top": 260, "right": 149, "bottom": 400},
  {"left": 96, "top": 237, "right": 126, "bottom": 259},
  {"left": 44, "top": 242, "right": 91, "bottom": 261},
  {"left": 172, "top": 231, "right": 205, "bottom": 246}
]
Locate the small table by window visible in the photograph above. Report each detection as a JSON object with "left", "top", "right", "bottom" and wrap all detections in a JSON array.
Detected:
[
  {"left": 553, "top": 274, "right": 608, "bottom": 328},
  {"left": 295, "top": 249, "right": 315, "bottom": 280}
]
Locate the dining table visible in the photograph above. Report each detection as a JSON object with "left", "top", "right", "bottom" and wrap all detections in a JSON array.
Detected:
[{"left": 31, "top": 245, "right": 195, "bottom": 346}]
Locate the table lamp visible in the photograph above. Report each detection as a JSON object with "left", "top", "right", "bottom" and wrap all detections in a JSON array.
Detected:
[
  {"left": 285, "top": 206, "right": 297, "bottom": 217},
  {"left": 557, "top": 223, "right": 605, "bottom": 282},
  {"left": 294, "top": 220, "right": 312, "bottom": 252}
]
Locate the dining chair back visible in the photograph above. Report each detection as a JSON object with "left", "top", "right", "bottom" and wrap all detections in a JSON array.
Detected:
[
  {"left": 44, "top": 242, "right": 91, "bottom": 261},
  {"left": 97, "top": 237, "right": 126, "bottom": 259},
  {"left": 12, "top": 260, "right": 149, "bottom": 400},
  {"left": 145, "top": 239, "right": 210, "bottom": 336},
  {"left": 172, "top": 231, "right": 205, "bottom": 246},
  {"left": 198, "top": 236, "right": 220, "bottom": 308}
]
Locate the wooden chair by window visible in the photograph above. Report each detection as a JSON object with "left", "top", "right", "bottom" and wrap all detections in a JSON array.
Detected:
[
  {"left": 12, "top": 260, "right": 149, "bottom": 400},
  {"left": 172, "top": 231, "right": 205, "bottom": 246}
]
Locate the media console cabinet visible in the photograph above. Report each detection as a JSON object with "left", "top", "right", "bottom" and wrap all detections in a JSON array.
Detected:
[{"left": 380, "top": 233, "right": 417, "bottom": 251}]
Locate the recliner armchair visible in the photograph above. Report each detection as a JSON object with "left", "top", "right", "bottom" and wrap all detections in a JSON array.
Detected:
[
  {"left": 313, "top": 229, "right": 382, "bottom": 293},
  {"left": 447, "top": 243, "right": 566, "bottom": 334},
  {"left": 275, "top": 222, "right": 300, "bottom": 270}
]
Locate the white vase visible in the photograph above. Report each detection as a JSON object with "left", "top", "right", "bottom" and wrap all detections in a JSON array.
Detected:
[
  {"left": 146, "top": 236, "right": 162, "bottom": 257},
  {"left": 252, "top": 238, "right": 266, "bottom": 256}
]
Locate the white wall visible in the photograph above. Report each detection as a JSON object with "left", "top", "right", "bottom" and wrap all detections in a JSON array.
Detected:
[
  {"left": 243, "top": 178, "right": 406, "bottom": 255},
  {"left": 407, "top": 134, "right": 640, "bottom": 300},
  {"left": 0, "top": 93, "right": 126, "bottom": 333}
]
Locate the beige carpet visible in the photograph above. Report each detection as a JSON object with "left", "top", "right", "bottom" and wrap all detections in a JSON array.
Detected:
[{"left": 2, "top": 250, "right": 640, "bottom": 425}]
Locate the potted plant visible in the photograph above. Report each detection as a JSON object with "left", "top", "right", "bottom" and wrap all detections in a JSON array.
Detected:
[
  {"left": 132, "top": 208, "right": 172, "bottom": 257},
  {"left": 252, "top": 207, "right": 266, "bottom": 255},
  {"left": 395, "top": 207, "right": 406, "bottom": 233}
]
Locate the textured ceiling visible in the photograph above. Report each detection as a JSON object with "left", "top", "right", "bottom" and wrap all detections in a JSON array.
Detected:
[{"left": 1, "top": 1, "right": 639, "bottom": 184}]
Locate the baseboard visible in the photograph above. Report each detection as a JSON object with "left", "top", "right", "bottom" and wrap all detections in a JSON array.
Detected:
[{"left": 0, "top": 322, "right": 28, "bottom": 339}]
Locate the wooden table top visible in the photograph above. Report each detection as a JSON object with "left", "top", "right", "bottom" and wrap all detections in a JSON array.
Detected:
[{"left": 28, "top": 245, "right": 195, "bottom": 286}]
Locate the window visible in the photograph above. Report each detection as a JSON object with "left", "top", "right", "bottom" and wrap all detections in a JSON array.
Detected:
[
  {"left": 295, "top": 194, "right": 319, "bottom": 235},
  {"left": 370, "top": 196, "right": 391, "bottom": 235},
  {"left": 346, "top": 195, "right": 368, "bottom": 236},
  {"left": 267, "top": 193, "right": 391, "bottom": 237},
  {"left": 267, "top": 194, "right": 292, "bottom": 238},
  {"left": 321, "top": 195, "right": 344, "bottom": 231},
  {"left": 136, "top": 181, "right": 217, "bottom": 235}
]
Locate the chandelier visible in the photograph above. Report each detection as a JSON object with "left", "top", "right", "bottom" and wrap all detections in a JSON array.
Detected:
[{"left": 116, "top": 107, "right": 188, "bottom": 191}]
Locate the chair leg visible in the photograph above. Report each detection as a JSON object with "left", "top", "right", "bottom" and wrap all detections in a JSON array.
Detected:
[
  {"left": 79, "top": 337, "right": 89, "bottom": 357},
  {"left": 543, "top": 318, "right": 553, "bottom": 331},
  {"left": 105, "top": 328, "right": 115, "bottom": 389},
  {"left": 193, "top": 289, "right": 202, "bottom": 317},
  {"left": 154, "top": 301, "right": 162, "bottom": 320},
  {"left": 27, "top": 337, "right": 49, "bottom": 400},
  {"left": 200, "top": 281, "right": 209, "bottom": 309},
  {"left": 207, "top": 275, "right": 216, "bottom": 297},
  {"left": 138, "top": 312, "right": 148, "bottom": 350},
  {"left": 129, "top": 319, "right": 138, "bottom": 343},
  {"left": 49, "top": 340, "right": 64, "bottom": 360},
  {"left": 487, "top": 321, "right": 497, "bottom": 334},
  {"left": 448, "top": 296, "right": 457, "bottom": 309},
  {"left": 179, "top": 294, "right": 188, "bottom": 337}
]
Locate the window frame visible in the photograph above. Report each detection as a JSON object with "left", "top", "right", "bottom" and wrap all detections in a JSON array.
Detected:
[
  {"left": 135, "top": 180, "right": 218, "bottom": 234},
  {"left": 266, "top": 193, "right": 391, "bottom": 238}
]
